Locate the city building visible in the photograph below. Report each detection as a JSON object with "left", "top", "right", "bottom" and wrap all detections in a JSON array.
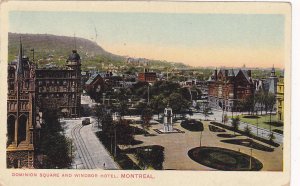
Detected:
[
  {"left": 35, "top": 49, "right": 81, "bottom": 118},
  {"left": 85, "top": 73, "right": 105, "bottom": 94},
  {"left": 276, "top": 74, "right": 284, "bottom": 122},
  {"left": 207, "top": 68, "right": 255, "bottom": 111},
  {"left": 7, "top": 42, "right": 40, "bottom": 168},
  {"left": 7, "top": 41, "right": 81, "bottom": 168},
  {"left": 138, "top": 69, "right": 157, "bottom": 83}
]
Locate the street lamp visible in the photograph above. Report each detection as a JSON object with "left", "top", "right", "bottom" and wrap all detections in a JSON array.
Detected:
[
  {"left": 256, "top": 110, "right": 259, "bottom": 136},
  {"left": 249, "top": 148, "right": 253, "bottom": 170},
  {"left": 200, "top": 131, "right": 203, "bottom": 147},
  {"left": 147, "top": 85, "right": 150, "bottom": 104}
]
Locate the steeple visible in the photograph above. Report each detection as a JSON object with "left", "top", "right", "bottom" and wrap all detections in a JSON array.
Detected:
[
  {"left": 271, "top": 64, "right": 276, "bottom": 77},
  {"left": 16, "top": 37, "right": 24, "bottom": 77}
]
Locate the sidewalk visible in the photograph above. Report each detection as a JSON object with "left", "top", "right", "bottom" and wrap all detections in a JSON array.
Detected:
[{"left": 80, "top": 123, "right": 119, "bottom": 170}]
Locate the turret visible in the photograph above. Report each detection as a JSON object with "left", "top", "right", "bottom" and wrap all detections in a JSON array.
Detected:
[{"left": 66, "top": 50, "right": 81, "bottom": 69}]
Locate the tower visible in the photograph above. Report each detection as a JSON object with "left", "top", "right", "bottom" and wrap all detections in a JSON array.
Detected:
[
  {"left": 163, "top": 107, "right": 173, "bottom": 132},
  {"left": 268, "top": 65, "right": 278, "bottom": 94},
  {"left": 7, "top": 40, "right": 39, "bottom": 168},
  {"left": 66, "top": 50, "right": 82, "bottom": 117}
]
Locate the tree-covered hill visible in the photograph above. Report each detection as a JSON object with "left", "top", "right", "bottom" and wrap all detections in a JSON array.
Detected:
[{"left": 8, "top": 33, "right": 189, "bottom": 71}]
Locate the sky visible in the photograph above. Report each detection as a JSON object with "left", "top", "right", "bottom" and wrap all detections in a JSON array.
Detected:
[{"left": 9, "top": 11, "right": 285, "bottom": 68}]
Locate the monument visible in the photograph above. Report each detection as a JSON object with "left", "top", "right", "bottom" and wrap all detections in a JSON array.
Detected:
[{"left": 163, "top": 107, "right": 173, "bottom": 132}]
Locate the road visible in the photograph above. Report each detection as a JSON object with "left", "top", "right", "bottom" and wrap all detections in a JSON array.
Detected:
[
  {"left": 61, "top": 95, "right": 119, "bottom": 170},
  {"left": 189, "top": 109, "right": 283, "bottom": 144}
]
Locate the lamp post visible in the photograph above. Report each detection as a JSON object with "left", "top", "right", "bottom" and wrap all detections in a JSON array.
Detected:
[
  {"left": 147, "top": 85, "right": 150, "bottom": 104},
  {"left": 200, "top": 131, "right": 203, "bottom": 147},
  {"left": 249, "top": 148, "right": 253, "bottom": 170},
  {"left": 256, "top": 110, "right": 259, "bottom": 136}
]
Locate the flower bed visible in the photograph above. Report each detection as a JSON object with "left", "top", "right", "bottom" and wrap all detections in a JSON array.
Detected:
[
  {"left": 188, "top": 146, "right": 263, "bottom": 171},
  {"left": 181, "top": 119, "right": 204, "bottom": 131}
]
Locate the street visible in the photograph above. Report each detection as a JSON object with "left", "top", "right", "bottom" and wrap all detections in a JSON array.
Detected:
[
  {"left": 61, "top": 95, "right": 119, "bottom": 170},
  {"left": 189, "top": 109, "right": 283, "bottom": 144}
]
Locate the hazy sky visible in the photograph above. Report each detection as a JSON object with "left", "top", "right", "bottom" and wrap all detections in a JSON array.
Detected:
[{"left": 9, "top": 11, "right": 285, "bottom": 68}]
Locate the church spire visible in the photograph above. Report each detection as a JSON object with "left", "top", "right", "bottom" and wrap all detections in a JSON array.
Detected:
[
  {"left": 16, "top": 37, "right": 24, "bottom": 77},
  {"left": 271, "top": 64, "right": 276, "bottom": 77}
]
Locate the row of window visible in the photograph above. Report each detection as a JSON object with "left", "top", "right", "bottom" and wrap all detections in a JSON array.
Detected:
[
  {"left": 8, "top": 102, "right": 28, "bottom": 111},
  {"left": 38, "top": 86, "right": 76, "bottom": 93},
  {"left": 38, "top": 93, "right": 77, "bottom": 98},
  {"left": 38, "top": 80, "right": 78, "bottom": 86},
  {"left": 36, "top": 72, "right": 78, "bottom": 78}
]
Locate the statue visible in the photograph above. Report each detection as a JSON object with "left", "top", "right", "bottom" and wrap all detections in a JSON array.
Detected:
[{"left": 163, "top": 107, "right": 173, "bottom": 132}]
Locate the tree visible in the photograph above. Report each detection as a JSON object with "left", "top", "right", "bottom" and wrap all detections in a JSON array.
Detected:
[
  {"left": 265, "top": 93, "right": 276, "bottom": 131},
  {"left": 118, "top": 101, "right": 129, "bottom": 119},
  {"left": 179, "top": 87, "right": 192, "bottom": 101},
  {"left": 115, "top": 119, "right": 134, "bottom": 145},
  {"left": 256, "top": 90, "right": 265, "bottom": 115},
  {"left": 134, "top": 146, "right": 164, "bottom": 170},
  {"left": 203, "top": 106, "right": 211, "bottom": 121},
  {"left": 151, "top": 81, "right": 180, "bottom": 97},
  {"left": 94, "top": 104, "right": 104, "bottom": 128},
  {"left": 141, "top": 107, "right": 153, "bottom": 135},
  {"left": 223, "top": 114, "right": 228, "bottom": 124},
  {"left": 150, "top": 94, "right": 167, "bottom": 119},
  {"left": 168, "top": 93, "right": 191, "bottom": 118},
  {"left": 102, "top": 113, "right": 113, "bottom": 133},
  {"left": 268, "top": 132, "right": 276, "bottom": 147},
  {"left": 244, "top": 125, "right": 252, "bottom": 138},
  {"left": 39, "top": 109, "right": 72, "bottom": 168},
  {"left": 231, "top": 116, "right": 240, "bottom": 135}
]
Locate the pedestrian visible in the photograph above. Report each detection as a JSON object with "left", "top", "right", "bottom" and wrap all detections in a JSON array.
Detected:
[{"left": 103, "top": 163, "right": 106, "bottom": 169}]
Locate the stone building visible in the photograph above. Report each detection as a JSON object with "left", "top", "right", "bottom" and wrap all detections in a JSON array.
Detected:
[
  {"left": 35, "top": 49, "right": 81, "bottom": 118},
  {"left": 7, "top": 42, "right": 40, "bottom": 168},
  {"left": 7, "top": 41, "right": 81, "bottom": 168},
  {"left": 207, "top": 68, "right": 255, "bottom": 111}
]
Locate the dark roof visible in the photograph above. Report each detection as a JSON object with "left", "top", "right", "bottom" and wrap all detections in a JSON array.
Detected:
[
  {"left": 85, "top": 73, "right": 101, "bottom": 85},
  {"left": 67, "top": 50, "right": 80, "bottom": 62}
]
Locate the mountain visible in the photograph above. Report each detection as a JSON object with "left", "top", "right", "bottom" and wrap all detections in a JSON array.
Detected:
[
  {"left": 8, "top": 33, "right": 189, "bottom": 70},
  {"left": 8, "top": 33, "right": 126, "bottom": 69}
]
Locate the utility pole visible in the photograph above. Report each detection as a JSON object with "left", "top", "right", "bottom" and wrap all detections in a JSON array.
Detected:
[
  {"left": 114, "top": 124, "right": 117, "bottom": 158},
  {"left": 147, "top": 85, "right": 150, "bottom": 104}
]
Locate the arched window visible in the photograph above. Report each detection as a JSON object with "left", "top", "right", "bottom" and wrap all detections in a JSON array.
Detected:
[
  {"left": 18, "top": 115, "right": 27, "bottom": 144},
  {"left": 7, "top": 115, "right": 16, "bottom": 145}
]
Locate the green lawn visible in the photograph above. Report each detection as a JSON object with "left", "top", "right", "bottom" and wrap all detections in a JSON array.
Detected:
[{"left": 237, "top": 114, "right": 283, "bottom": 132}]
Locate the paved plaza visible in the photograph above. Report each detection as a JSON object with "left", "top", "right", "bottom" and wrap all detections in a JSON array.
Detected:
[{"left": 130, "top": 120, "right": 283, "bottom": 171}]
